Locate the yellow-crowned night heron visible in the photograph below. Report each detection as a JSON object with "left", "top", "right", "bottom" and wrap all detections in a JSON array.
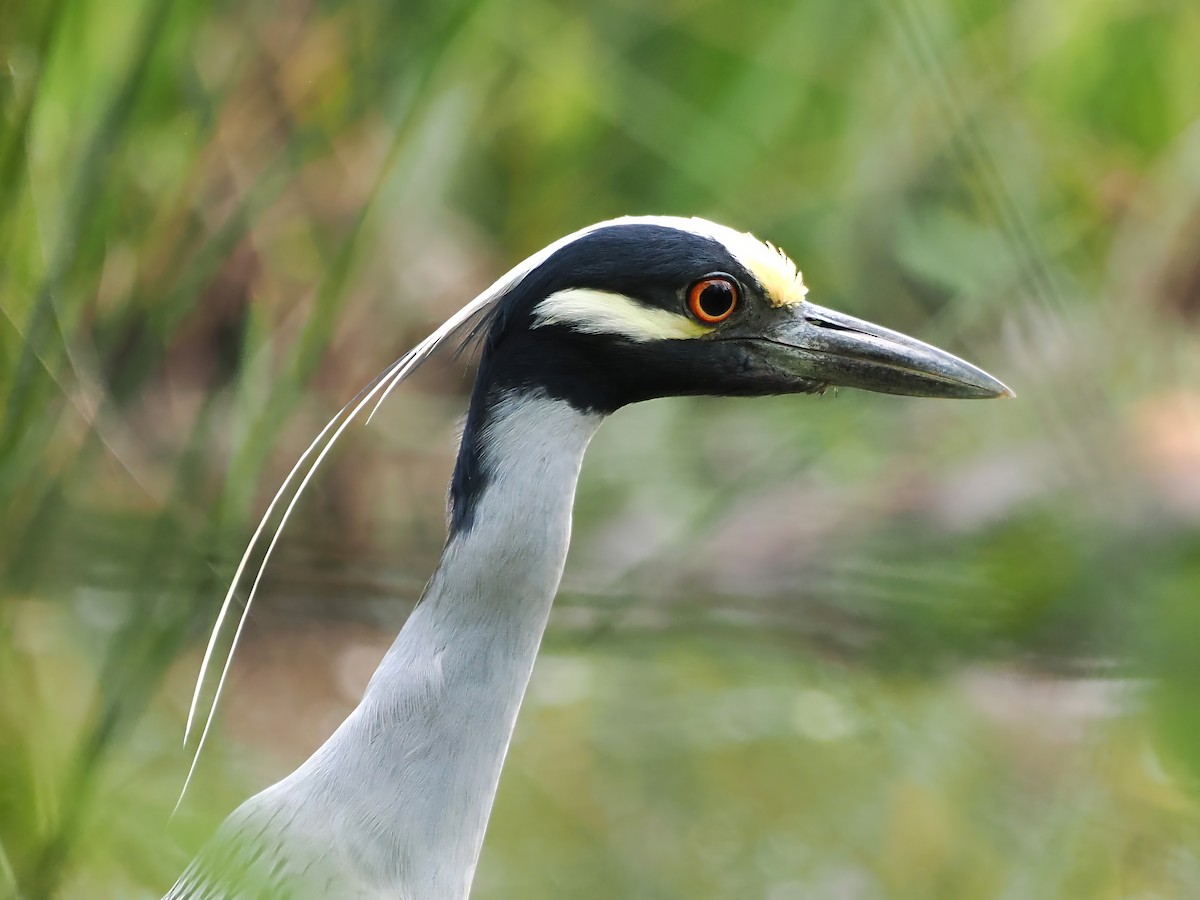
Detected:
[{"left": 168, "top": 216, "right": 1012, "bottom": 899}]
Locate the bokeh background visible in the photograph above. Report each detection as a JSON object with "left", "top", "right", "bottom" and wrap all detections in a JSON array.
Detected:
[{"left": 3, "top": 0, "right": 1200, "bottom": 897}]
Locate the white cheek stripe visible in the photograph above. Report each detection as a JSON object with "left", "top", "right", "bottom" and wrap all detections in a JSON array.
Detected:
[{"left": 531, "top": 288, "right": 708, "bottom": 342}]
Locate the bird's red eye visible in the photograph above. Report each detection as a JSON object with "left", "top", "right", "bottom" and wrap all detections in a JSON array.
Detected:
[{"left": 687, "top": 275, "right": 739, "bottom": 323}]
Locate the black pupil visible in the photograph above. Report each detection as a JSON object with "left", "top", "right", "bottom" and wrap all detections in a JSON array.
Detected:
[{"left": 698, "top": 281, "right": 734, "bottom": 318}]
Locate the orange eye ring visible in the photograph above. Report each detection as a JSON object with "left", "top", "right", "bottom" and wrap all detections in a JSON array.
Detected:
[{"left": 688, "top": 274, "right": 739, "bottom": 324}]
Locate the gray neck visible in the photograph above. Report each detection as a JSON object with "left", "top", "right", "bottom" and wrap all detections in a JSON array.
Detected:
[{"left": 254, "top": 392, "right": 602, "bottom": 899}]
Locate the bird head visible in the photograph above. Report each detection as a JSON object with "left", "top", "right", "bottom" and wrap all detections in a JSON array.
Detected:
[{"left": 471, "top": 216, "right": 1012, "bottom": 412}]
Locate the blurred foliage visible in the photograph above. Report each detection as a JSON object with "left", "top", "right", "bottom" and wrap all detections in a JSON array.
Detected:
[{"left": 2, "top": 0, "right": 1200, "bottom": 896}]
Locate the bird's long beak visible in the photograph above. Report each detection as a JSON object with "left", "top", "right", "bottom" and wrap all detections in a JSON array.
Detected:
[{"left": 763, "top": 302, "right": 1014, "bottom": 399}]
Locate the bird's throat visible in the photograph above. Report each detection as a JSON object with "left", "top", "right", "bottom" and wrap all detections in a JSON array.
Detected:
[
  {"left": 183, "top": 392, "right": 602, "bottom": 900},
  {"left": 320, "top": 392, "right": 602, "bottom": 897}
]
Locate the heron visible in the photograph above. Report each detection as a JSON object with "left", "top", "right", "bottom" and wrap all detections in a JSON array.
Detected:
[{"left": 166, "top": 216, "right": 1011, "bottom": 899}]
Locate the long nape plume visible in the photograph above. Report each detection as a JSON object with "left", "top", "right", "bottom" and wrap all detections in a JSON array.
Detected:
[{"left": 176, "top": 216, "right": 647, "bottom": 809}]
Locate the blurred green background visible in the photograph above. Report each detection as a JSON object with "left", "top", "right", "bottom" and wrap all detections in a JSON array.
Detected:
[{"left": 3, "top": 0, "right": 1200, "bottom": 896}]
